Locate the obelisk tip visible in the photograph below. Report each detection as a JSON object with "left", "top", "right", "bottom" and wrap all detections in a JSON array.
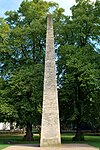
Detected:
[
  {"left": 47, "top": 13, "right": 52, "bottom": 18},
  {"left": 47, "top": 13, "right": 53, "bottom": 27}
]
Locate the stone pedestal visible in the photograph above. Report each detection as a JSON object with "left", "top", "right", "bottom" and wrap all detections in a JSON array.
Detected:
[{"left": 40, "top": 14, "right": 61, "bottom": 147}]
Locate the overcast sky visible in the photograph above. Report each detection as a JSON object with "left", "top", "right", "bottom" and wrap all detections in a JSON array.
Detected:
[{"left": 0, "top": 0, "right": 96, "bottom": 17}]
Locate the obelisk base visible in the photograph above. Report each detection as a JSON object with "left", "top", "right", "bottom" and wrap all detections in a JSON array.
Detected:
[{"left": 40, "top": 139, "right": 61, "bottom": 147}]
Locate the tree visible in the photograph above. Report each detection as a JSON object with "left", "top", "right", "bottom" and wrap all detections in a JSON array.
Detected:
[
  {"left": 0, "top": 77, "right": 18, "bottom": 123},
  {"left": 0, "top": 18, "right": 11, "bottom": 77},
  {"left": 8, "top": 64, "right": 43, "bottom": 140},
  {"left": 58, "top": 45, "right": 100, "bottom": 140},
  {"left": 1, "top": 0, "right": 60, "bottom": 77},
  {"left": 0, "top": 18, "right": 18, "bottom": 122},
  {"left": 0, "top": 0, "right": 64, "bottom": 140},
  {"left": 57, "top": 0, "right": 100, "bottom": 140}
]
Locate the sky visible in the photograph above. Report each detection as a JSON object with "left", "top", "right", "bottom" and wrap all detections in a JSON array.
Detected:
[
  {"left": 0, "top": 0, "right": 76, "bottom": 17},
  {"left": 0, "top": 0, "right": 96, "bottom": 17}
]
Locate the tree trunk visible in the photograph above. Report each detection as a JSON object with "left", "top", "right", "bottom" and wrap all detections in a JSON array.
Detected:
[
  {"left": 72, "top": 121, "right": 84, "bottom": 141},
  {"left": 72, "top": 81, "right": 84, "bottom": 141},
  {"left": 23, "top": 123, "right": 33, "bottom": 141}
]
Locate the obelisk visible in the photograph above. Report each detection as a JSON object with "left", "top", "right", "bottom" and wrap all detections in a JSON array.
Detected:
[{"left": 40, "top": 14, "right": 61, "bottom": 147}]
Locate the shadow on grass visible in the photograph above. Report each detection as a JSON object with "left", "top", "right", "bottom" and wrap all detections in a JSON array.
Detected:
[
  {"left": 0, "top": 133, "right": 100, "bottom": 149},
  {"left": 61, "top": 133, "right": 100, "bottom": 148},
  {"left": 0, "top": 134, "right": 40, "bottom": 150},
  {"left": 0, "top": 134, "right": 39, "bottom": 144}
]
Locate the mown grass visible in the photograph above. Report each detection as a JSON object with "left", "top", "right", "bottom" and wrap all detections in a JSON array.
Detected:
[
  {"left": 0, "top": 144, "right": 9, "bottom": 150},
  {"left": 85, "top": 134, "right": 100, "bottom": 148},
  {"left": 0, "top": 134, "right": 39, "bottom": 150},
  {"left": 0, "top": 132, "right": 100, "bottom": 150},
  {"left": 61, "top": 133, "right": 100, "bottom": 148}
]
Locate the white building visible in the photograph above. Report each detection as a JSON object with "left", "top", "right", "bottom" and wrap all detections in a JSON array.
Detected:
[{"left": 0, "top": 122, "right": 10, "bottom": 130}]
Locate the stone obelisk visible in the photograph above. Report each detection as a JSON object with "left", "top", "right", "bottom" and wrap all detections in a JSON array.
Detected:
[{"left": 40, "top": 14, "right": 61, "bottom": 147}]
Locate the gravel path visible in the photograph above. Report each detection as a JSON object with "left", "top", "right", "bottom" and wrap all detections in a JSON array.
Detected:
[{"left": 3, "top": 144, "right": 99, "bottom": 150}]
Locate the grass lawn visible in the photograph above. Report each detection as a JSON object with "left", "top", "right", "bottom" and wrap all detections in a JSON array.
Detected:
[
  {"left": 61, "top": 133, "right": 100, "bottom": 148},
  {"left": 0, "top": 134, "right": 39, "bottom": 150},
  {"left": 0, "top": 133, "right": 100, "bottom": 149},
  {"left": 0, "top": 144, "right": 9, "bottom": 150},
  {"left": 84, "top": 134, "right": 100, "bottom": 148}
]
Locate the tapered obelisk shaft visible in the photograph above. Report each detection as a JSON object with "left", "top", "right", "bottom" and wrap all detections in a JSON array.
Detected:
[{"left": 40, "top": 14, "right": 61, "bottom": 147}]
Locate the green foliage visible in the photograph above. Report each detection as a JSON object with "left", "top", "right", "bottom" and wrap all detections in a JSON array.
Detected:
[
  {"left": 0, "top": 0, "right": 64, "bottom": 128},
  {"left": 0, "top": 78, "right": 18, "bottom": 122},
  {"left": 57, "top": 0, "right": 100, "bottom": 132},
  {"left": 8, "top": 64, "right": 44, "bottom": 126},
  {"left": 0, "top": 18, "right": 12, "bottom": 76}
]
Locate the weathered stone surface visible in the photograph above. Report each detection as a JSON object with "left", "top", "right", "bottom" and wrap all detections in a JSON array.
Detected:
[{"left": 40, "top": 14, "right": 61, "bottom": 147}]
